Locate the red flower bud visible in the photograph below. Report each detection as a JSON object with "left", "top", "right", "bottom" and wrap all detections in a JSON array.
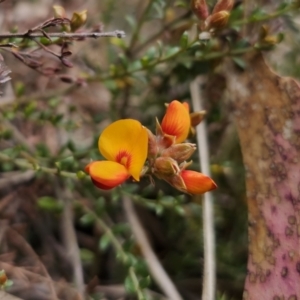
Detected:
[
  {"left": 180, "top": 170, "right": 217, "bottom": 194},
  {"left": 212, "top": 0, "right": 234, "bottom": 14},
  {"left": 205, "top": 10, "right": 230, "bottom": 30},
  {"left": 191, "top": 0, "right": 209, "bottom": 21}
]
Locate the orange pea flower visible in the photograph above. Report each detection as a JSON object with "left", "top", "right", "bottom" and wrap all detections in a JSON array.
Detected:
[
  {"left": 161, "top": 100, "right": 190, "bottom": 143},
  {"left": 180, "top": 170, "right": 217, "bottom": 194},
  {"left": 85, "top": 119, "right": 148, "bottom": 190},
  {"left": 164, "top": 167, "right": 217, "bottom": 195}
]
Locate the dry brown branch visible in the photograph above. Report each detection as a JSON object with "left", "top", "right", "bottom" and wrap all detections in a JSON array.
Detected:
[
  {"left": 190, "top": 78, "right": 216, "bottom": 300},
  {"left": 0, "top": 170, "right": 35, "bottom": 190},
  {"left": 59, "top": 187, "right": 85, "bottom": 298},
  {"left": 0, "top": 261, "right": 81, "bottom": 300},
  {"left": 0, "top": 30, "right": 125, "bottom": 40},
  {"left": 5, "top": 228, "right": 59, "bottom": 300},
  {"left": 0, "top": 193, "right": 15, "bottom": 215}
]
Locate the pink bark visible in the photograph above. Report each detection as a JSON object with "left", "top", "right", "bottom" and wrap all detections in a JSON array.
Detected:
[{"left": 226, "top": 53, "right": 300, "bottom": 299}]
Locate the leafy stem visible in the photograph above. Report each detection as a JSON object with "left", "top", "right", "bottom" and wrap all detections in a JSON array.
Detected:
[{"left": 78, "top": 203, "right": 148, "bottom": 300}]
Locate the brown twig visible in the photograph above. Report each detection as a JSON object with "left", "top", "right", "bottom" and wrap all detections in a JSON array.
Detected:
[
  {"left": 0, "top": 30, "right": 125, "bottom": 40},
  {"left": 190, "top": 78, "right": 216, "bottom": 300},
  {"left": 5, "top": 227, "right": 59, "bottom": 300},
  {"left": 58, "top": 186, "right": 85, "bottom": 299},
  {"left": 0, "top": 261, "right": 81, "bottom": 299},
  {"left": 0, "top": 170, "right": 35, "bottom": 190}
]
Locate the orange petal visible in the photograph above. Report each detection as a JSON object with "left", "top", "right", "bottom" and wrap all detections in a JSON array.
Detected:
[
  {"left": 91, "top": 179, "right": 116, "bottom": 190},
  {"left": 86, "top": 161, "right": 130, "bottom": 190},
  {"left": 183, "top": 102, "right": 190, "bottom": 111},
  {"left": 180, "top": 170, "right": 217, "bottom": 194},
  {"left": 161, "top": 100, "right": 191, "bottom": 143},
  {"left": 98, "top": 119, "right": 148, "bottom": 181}
]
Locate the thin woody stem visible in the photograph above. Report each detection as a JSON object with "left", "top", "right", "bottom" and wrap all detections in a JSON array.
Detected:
[
  {"left": 190, "top": 77, "right": 216, "bottom": 300},
  {"left": 0, "top": 30, "right": 125, "bottom": 40}
]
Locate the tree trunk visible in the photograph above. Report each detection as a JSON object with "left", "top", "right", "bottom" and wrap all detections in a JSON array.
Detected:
[{"left": 225, "top": 53, "right": 300, "bottom": 300}]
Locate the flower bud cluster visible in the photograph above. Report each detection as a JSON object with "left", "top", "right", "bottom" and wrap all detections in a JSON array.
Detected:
[
  {"left": 145, "top": 101, "right": 217, "bottom": 195},
  {"left": 191, "top": 0, "right": 234, "bottom": 39}
]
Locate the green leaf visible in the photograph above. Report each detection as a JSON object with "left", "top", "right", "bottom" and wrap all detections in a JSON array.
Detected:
[
  {"left": 131, "top": 74, "right": 147, "bottom": 84},
  {"left": 249, "top": 8, "right": 267, "bottom": 22},
  {"left": 145, "top": 201, "right": 157, "bottom": 210},
  {"left": 125, "top": 253, "right": 138, "bottom": 266},
  {"left": 48, "top": 97, "right": 60, "bottom": 108},
  {"left": 14, "top": 81, "right": 25, "bottom": 97},
  {"left": 160, "top": 195, "right": 176, "bottom": 205},
  {"left": 112, "top": 223, "right": 130, "bottom": 234},
  {"left": 232, "top": 57, "right": 247, "bottom": 69},
  {"left": 67, "top": 140, "right": 76, "bottom": 152},
  {"left": 164, "top": 46, "right": 180, "bottom": 59},
  {"left": 139, "top": 276, "right": 151, "bottom": 288},
  {"left": 124, "top": 275, "right": 135, "bottom": 294},
  {"left": 155, "top": 204, "right": 164, "bottom": 216},
  {"left": 24, "top": 102, "right": 36, "bottom": 117},
  {"left": 80, "top": 213, "right": 95, "bottom": 226},
  {"left": 145, "top": 46, "right": 158, "bottom": 60},
  {"left": 175, "top": 205, "right": 185, "bottom": 216},
  {"left": 0, "top": 129, "right": 12, "bottom": 140},
  {"left": 35, "top": 143, "right": 51, "bottom": 157},
  {"left": 125, "top": 15, "right": 137, "bottom": 29},
  {"left": 176, "top": 194, "right": 186, "bottom": 204},
  {"left": 76, "top": 170, "right": 86, "bottom": 179},
  {"left": 152, "top": 2, "right": 164, "bottom": 19},
  {"left": 4, "top": 280, "right": 13, "bottom": 288},
  {"left": 112, "top": 191, "right": 120, "bottom": 203},
  {"left": 154, "top": 0, "right": 166, "bottom": 8},
  {"left": 174, "top": 0, "right": 188, "bottom": 7},
  {"left": 95, "top": 196, "right": 105, "bottom": 214},
  {"left": 99, "top": 233, "right": 111, "bottom": 251},
  {"left": 110, "top": 37, "right": 127, "bottom": 49},
  {"left": 37, "top": 197, "right": 63, "bottom": 213},
  {"left": 277, "top": 2, "right": 289, "bottom": 10},
  {"left": 118, "top": 53, "right": 128, "bottom": 68},
  {"left": 140, "top": 56, "right": 150, "bottom": 67},
  {"left": 277, "top": 32, "right": 284, "bottom": 43},
  {"left": 180, "top": 31, "right": 189, "bottom": 48},
  {"left": 156, "top": 40, "right": 163, "bottom": 57},
  {"left": 80, "top": 248, "right": 95, "bottom": 263}
]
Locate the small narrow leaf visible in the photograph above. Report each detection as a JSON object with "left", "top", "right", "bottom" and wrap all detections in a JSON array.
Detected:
[{"left": 99, "top": 233, "right": 111, "bottom": 251}]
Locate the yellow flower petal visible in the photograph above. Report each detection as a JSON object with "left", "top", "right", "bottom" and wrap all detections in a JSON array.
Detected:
[
  {"left": 98, "top": 119, "right": 148, "bottom": 181},
  {"left": 180, "top": 170, "right": 217, "bottom": 194},
  {"left": 161, "top": 100, "right": 191, "bottom": 143},
  {"left": 86, "top": 160, "right": 130, "bottom": 189}
]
